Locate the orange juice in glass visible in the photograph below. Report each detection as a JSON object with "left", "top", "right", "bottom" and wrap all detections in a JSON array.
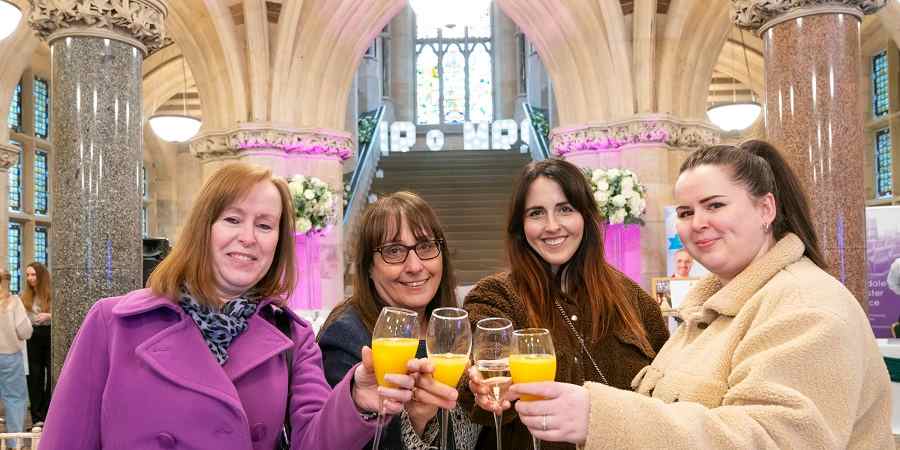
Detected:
[
  {"left": 429, "top": 353, "right": 469, "bottom": 387},
  {"left": 372, "top": 337, "right": 420, "bottom": 387},
  {"left": 370, "top": 307, "right": 419, "bottom": 450},
  {"left": 509, "top": 354, "right": 556, "bottom": 401},
  {"left": 510, "top": 328, "right": 556, "bottom": 402}
]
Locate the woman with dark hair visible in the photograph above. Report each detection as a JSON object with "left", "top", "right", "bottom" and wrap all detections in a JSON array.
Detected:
[
  {"left": 462, "top": 159, "right": 669, "bottom": 450},
  {"left": 22, "top": 262, "right": 51, "bottom": 426},
  {"left": 39, "top": 163, "right": 418, "bottom": 449},
  {"left": 506, "top": 141, "right": 892, "bottom": 449},
  {"left": 318, "top": 191, "right": 481, "bottom": 449}
]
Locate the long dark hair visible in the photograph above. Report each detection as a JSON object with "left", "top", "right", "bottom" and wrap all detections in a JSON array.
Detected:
[
  {"left": 22, "top": 262, "right": 51, "bottom": 313},
  {"left": 507, "top": 159, "right": 650, "bottom": 346},
  {"left": 679, "top": 140, "right": 826, "bottom": 269},
  {"left": 323, "top": 191, "right": 458, "bottom": 334}
]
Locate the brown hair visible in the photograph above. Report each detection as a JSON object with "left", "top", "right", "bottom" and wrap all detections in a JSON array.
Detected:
[
  {"left": 22, "top": 262, "right": 51, "bottom": 313},
  {"left": 679, "top": 140, "right": 826, "bottom": 269},
  {"left": 147, "top": 162, "right": 296, "bottom": 307},
  {"left": 323, "top": 191, "right": 458, "bottom": 334},
  {"left": 507, "top": 159, "right": 650, "bottom": 346}
]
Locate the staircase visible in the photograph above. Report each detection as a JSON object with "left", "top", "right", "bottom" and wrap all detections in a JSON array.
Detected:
[{"left": 369, "top": 149, "right": 532, "bottom": 285}]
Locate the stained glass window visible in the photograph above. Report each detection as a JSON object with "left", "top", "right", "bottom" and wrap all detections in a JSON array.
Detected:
[
  {"left": 414, "top": 3, "right": 493, "bottom": 125},
  {"left": 416, "top": 44, "right": 440, "bottom": 125},
  {"left": 8, "top": 82, "right": 21, "bottom": 133},
  {"left": 34, "top": 77, "right": 50, "bottom": 139},
  {"left": 34, "top": 149, "right": 48, "bottom": 215},
  {"left": 34, "top": 226, "right": 48, "bottom": 266},
  {"left": 8, "top": 223, "right": 21, "bottom": 294},
  {"left": 442, "top": 44, "right": 466, "bottom": 123},
  {"left": 469, "top": 42, "right": 493, "bottom": 122},
  {"left": 873, "top": 50, "right": 889, "bottom": 119},
  {"left": 8, "top": 141, "right": 21, "bottom": 212},
  {"left": 876, "top": 128, "right": 893, "bottom": 198}
]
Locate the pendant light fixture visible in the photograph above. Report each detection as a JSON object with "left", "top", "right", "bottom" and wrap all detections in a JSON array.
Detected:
[
  {"left": 149, "top": 56, "right": 201, "bottom": 143},
  {"left": 707, "top": 28, "right": 761, "bottom": 131},
  {"left": 0, "top": 1, "right": 22, "bottom": 41}
]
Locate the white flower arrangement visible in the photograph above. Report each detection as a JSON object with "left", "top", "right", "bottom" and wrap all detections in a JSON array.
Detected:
[
  {"left": 287, "top": 174, "right": 336, "bottom": 235},
  {"left": 583, "top": 167, "right": 647, "bottom": 225}
]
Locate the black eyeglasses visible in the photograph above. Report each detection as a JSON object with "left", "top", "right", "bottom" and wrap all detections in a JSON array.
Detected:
[{"left": 375, "top": 239, "right": 444, "bottom": 264}]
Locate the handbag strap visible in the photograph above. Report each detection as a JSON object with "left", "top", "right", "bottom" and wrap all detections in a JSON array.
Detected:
[
  {"left": 274, "top": 308, "right": 293, "bottom": 444},
  {"left": 553, "top": 300, "right": 608, "bottom": 385}
]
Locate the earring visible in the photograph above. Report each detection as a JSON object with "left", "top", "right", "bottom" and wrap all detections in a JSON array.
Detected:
[{"left": 763, "top": 222, "right": 770, "bottom": 233}]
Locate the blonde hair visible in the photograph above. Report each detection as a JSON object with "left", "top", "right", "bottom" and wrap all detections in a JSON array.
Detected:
[
  {"left": 147, "top": 162, "right": 296, "bottom": 307},
  {"left": 21, "top": 262, "right": 50, "bottom": 313}
]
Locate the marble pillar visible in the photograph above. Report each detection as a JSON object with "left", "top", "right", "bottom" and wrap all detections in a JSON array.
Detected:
[
  {"left": 550, "top": 116, "right": 720, "bottom": 290},
  {"left": 29, "top": 0, "right": 168, "bottom": 380},
  {"left": 190, "top": 125, "right": 352, "bottom": 312},
  {"left": 734, "top": 1, "right": 885, "bottom": 306}
]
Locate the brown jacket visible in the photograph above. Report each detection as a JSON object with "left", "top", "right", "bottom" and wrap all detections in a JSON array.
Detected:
[
  {"left": 460, "top": 271, "right": 669, "bottom": 450},
  {"left": 582, "top": 234, "right": 893, "bottom": 449}
]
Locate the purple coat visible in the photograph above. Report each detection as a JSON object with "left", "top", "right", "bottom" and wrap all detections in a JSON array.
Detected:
[{"left": 39, "top": 289, "right": 376, "bottom": 449}]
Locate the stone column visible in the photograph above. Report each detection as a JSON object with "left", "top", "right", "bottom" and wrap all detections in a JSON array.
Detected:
[
  {"left": 190, "top": 124, "right": 352, "bottom": 311},
  {"left": 0, "top": 144, "right": 18, "bottom": 265},
  {"left": 551, "top": 117, "right": 720, "bottom": 289},
  {"left": 734, "top": 0, "right": 885, "bottom": 306},
  {"left": 29, "top": 0, "right": 168, "bottom": 380}
]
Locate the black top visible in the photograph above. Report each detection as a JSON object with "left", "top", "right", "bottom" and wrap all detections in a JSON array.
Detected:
[{"left": 318, "top": 306, "right": 427, "bottom": 450}]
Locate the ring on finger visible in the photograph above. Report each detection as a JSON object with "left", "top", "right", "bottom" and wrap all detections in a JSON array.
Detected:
[{"left": 542, "top": 415, "right": 549, "bottom": 432}]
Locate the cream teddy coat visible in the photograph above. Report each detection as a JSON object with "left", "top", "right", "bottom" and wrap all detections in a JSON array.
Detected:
[{"left": 582, "top": 233, "right": 893, "bottom": 449}]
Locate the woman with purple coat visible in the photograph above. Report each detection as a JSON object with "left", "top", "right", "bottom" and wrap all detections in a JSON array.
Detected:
[{"left": 39, "top": 162, "right": 416, "bottom": 450}]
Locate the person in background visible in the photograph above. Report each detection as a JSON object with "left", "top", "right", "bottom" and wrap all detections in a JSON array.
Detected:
[
  {"left": 319, "top": 191, "right": 481, "bottom": 449},
  {"left": 38, "top": 162, "right": 418, "bottom": 450},
  {"left": 506, "top": 141, "right": 893, "bottom": 449},
  {"left": 21, "top": 262, "right": 50, "bottom": 427},
  {"left": 0, "top": 268, "right": 32, "bottom": 448},
  {"left": 463, "top": 159, "right": 668, "bottom": 450},
  {"left": 671, "top": 248, "right": 694, "bottom": 279}
]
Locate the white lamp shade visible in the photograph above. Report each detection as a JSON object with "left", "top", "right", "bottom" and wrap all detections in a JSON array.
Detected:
[
  {"left": 148, "top": 114, "right": 202, "bottom": 143},
  {"left": 706, "top": 102, "right": 762, "bottom": 132},
  {"left": 0, "top": 1, "right": 22, "bottom": 41}
]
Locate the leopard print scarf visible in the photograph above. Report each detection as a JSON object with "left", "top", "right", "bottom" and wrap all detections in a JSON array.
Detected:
[{"left": 179, "top": 290, "right": 258, "bottom": 365}]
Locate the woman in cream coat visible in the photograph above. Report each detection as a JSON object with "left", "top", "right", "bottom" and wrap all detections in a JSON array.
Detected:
[{"left": 505, "top": 141, "right": 893, "bottom": 449}]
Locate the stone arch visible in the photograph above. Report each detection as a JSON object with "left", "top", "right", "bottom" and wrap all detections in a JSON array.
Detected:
[
  {"left": 164, "top": 0, "right": 248, "bottom": 130},
  {"left": 0, "top": 1, "right": 39, "bottom": 144}
]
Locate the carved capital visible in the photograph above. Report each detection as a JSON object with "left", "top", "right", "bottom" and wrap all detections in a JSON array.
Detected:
[
  {"left": 0, "top": 143, "right": 21, "bottom": 171},
  {"left": 29, "top": 0, "right": 168, "bottom": 55},
  {"left": 549, "top": 115, "right": 721, "bottom": 156},
  {"left": 732, "top": 0, "right": 886, "bottom": 30},
  {"left": 189, "top": 123, "right": 354, "bottom": 162}
]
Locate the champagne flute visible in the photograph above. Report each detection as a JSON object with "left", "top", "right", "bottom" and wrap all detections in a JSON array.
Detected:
[
  {"left": 510, "top": 328, "right": 556, "bottom": 450},
  {"left": 371, "top": 307, "right": 420, "bottom": 450},
  {"left": 426, "top": 307, "right": 472, "bottom": 450},
  {"left": 474, "top": 317, "right": 513, "bottom": 450}
]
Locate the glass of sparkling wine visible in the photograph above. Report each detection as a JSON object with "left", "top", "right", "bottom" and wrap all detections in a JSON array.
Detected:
[
  {"left": 510, "top": 328, "right": 557, "bottom": 450},
  {"left": 474, "top": 317, "right": 513, "bottom": 450},
  {"left": 426, "top": 307, "right": 472, "bottom": 450},
  {"left": 371, "top": 307, "right": 420, "bottom": 450}
]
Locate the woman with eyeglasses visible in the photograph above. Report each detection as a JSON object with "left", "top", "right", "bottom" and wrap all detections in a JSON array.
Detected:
[{"left": 318, "top": 191, "right": 481, "bottom": 449}]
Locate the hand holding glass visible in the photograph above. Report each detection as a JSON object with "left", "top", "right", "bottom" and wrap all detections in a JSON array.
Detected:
[
  {"left": 474, "top": 317, "right": 513, "bottom": 450},
  {"left": 371, "top": 307, "right": 419, "bottom": 450},
  {"left": 426, "top": 307, "right": 472, "bottom": 450},
  {"left": 510, "top": 328, "right": 556, "bottom": 450}
]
